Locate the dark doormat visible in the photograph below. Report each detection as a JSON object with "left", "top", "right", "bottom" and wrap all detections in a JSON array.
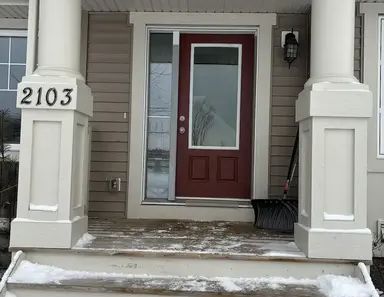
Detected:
[{"left": 371, "top": 257, "right": 384, "bottom": 295}]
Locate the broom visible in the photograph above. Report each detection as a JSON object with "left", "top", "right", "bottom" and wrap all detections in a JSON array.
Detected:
[{"left": 251, "top": 130, "right": 299, "bottom": 232}]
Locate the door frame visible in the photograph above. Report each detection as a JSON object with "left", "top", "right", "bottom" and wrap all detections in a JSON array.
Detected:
[{"left": 128, "top": 12, "right": 276, "bottom": 221}]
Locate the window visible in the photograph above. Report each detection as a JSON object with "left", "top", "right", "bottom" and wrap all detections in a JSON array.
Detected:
[
  {"left": 0, "top": 33, "right": 27, "bottom": 144},
  {"left": 189, "top": 44, "right": 241, "bottom": 149},
  {"left": 145, "top": 33, "right": 173, "bottom": 199}
]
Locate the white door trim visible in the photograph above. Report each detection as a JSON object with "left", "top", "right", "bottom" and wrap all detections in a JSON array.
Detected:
[{"left": 128, "top": 12, "right": 276, "bottom": 221}]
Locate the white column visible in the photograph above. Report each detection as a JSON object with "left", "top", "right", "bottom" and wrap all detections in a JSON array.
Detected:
[
  {"left": 10, "top": 0, "right": 92, "bottom": 248},
  {"left": 295, "top": 0, "right": 373, "bottom": 260},
  {"left": 36, "top": 0, "right": 82, "bottom": 78},
  {"left": 308, "top": 0, "right": 357, "bottom": 84}
]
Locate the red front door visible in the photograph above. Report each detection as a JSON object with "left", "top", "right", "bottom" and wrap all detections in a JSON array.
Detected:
[{"left": 176, "top": 34, "right": 254, "bottom": 199}]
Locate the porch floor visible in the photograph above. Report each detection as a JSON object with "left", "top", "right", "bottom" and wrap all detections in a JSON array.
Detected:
[{"left": 74, "top": 218, "right": 306, "bottom": 260}]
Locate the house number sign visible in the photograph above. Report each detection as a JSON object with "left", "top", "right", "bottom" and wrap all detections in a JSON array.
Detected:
[{"left": 17, "top": 85, "right": 77, "bottom": 109}]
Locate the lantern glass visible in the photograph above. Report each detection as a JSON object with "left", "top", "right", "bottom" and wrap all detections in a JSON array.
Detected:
[{"left": 283, "top": 32, "right": 299, "bottom": 67}]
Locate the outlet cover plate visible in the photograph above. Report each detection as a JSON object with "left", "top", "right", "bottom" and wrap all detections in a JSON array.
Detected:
[{"left": 378, "top": 219, "right": 384, "bottom": 241}]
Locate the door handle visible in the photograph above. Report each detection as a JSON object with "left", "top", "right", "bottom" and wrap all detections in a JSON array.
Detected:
[{"left": 179, "top": 127, "right": 186, "bottom": 134}]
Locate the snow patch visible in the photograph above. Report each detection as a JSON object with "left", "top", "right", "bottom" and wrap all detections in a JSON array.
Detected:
[
  {"left": 74, "top": 233, "right": 96, "bottom": 247},
  {"left": 318, "top": 275, "right": 373, "bottom": 297},
  {"left": 8, "top": 261, "right": 377, "bottom": 297},
  {"left": 262, "top": 251, "right": 302, "bottom": 257},
  {"left": 218, "top": 278, "right": 242, "bottom": 291}
]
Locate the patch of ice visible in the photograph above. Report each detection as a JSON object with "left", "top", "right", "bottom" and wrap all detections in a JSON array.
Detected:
[{"left": 74, "top": 233, "right": 96, "bottom": 247}]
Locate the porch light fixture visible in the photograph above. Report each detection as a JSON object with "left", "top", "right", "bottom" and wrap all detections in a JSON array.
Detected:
[{"left": 282, "top": 29, "right": 299, "bottom": 68}]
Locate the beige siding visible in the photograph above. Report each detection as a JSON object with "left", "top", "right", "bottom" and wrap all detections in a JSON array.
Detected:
[
  {"left": 269, "top": 14, "right": 309, "bottom": 199},
  {"left": 86, "top": 13, "right": 131, "bottom": 218},
  {"left": 268, "top": 13, "right": 363, "bottom": 199},
  {"left": 355, "top": 15, "right": 363, "bottom": 82}
]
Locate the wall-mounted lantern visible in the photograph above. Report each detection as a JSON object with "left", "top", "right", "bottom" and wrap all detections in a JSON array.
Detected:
[{"left": 282, "top": 29, "right": 299, "bottom": 68}]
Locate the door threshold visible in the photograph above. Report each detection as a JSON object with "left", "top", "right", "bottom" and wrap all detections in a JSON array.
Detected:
[{"left": 142, "top": 197, "right": 251, "bottom": 208}]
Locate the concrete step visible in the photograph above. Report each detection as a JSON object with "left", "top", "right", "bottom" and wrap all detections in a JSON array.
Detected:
[
  {"left": 7, "top": 260, "right": 327, "bottom": 297},
  {"left": 21, "top": 247, "right": 361, "bottom": 280}
]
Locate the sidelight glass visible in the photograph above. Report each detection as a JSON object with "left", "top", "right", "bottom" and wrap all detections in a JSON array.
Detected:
[
  {"left": 145, "top": 33, "right": 173, "bottom": 199},
  {"left": 189, "top": 45, "right": 241, "bottom": 149}
]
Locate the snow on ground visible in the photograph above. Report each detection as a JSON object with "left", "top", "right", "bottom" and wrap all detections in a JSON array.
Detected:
[
  {"left": 262, "top": 251, "right": 304, "bottom": 257},
  {"left": 8, "top": 260, "right": 376, "bottom": 297},
  {"left": 74, "top": 233, "right": 96, "bottom": 247},
  {"left": 318, "top": 275, "right": 374, "bottom": 297}
]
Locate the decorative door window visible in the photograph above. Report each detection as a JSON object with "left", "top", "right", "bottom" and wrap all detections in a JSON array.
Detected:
[{"left": 188, "top": 44, "right": 241, "bottom": 150}]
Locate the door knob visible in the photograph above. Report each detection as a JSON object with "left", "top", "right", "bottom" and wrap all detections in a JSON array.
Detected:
[
  {"left": 179, "top": 127, "right": 186, "bottom": 134},
  {"left": 179, "top": 115, "right": 185, "bottom": 122}
]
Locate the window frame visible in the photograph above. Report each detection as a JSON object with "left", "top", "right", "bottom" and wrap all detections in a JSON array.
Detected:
[
  {"left": 378, "top": 17, "right": 384, "bottom": 158},
  {"left": 0, "top": 30, "right": 27, "bottom": 149}
]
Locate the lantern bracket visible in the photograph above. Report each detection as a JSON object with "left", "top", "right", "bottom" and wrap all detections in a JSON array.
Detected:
[{"left": 281, "top": 31, "right": 299, "bottom": 48}]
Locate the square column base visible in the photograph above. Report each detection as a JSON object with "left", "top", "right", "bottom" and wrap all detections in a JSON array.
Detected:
[
  {"left": 295, "top": 223, "right": 372, "bottom": 261},
  {"left": 10, "top": 216, "right": 88, "bottom": 249}
]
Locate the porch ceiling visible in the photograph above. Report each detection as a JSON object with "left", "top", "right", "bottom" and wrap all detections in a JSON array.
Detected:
[
  {"left": 0, "top": 0, "right": 384, "bottom": 20},
  {"left": 82, "top": 0, "right": 312, "bottom": 13}
]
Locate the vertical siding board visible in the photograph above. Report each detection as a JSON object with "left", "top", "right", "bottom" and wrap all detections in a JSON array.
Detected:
[{"left": 87, "top": 13, "right": 131, "bottom": 218}]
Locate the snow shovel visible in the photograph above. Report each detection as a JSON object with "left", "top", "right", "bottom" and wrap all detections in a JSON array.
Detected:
[{"left": 251, "top": 130, "right": 299, "bottom": 233}]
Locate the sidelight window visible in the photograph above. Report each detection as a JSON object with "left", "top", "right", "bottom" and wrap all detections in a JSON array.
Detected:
[
  {"left": 145, "top": 33, "right": 173, "bottom": 199},
  {"left": 379, "top": 18, "right": 384, "bottom": 157}
]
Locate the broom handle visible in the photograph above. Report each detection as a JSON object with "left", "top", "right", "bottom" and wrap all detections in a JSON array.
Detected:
[{"left": 283, "top": 129, "right": 299, "bottom": 198}]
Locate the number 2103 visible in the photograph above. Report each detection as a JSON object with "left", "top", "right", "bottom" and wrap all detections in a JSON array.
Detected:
[{"left": 21, "top": 87, "right": 73, "bottom": 107}]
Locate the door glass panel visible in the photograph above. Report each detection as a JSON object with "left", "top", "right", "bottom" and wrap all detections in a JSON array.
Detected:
[
  {"left": 189, "top": 45, "right": 241, "bottom": 149},
  {"left": 145, "top": 33, "right": 173, "bottom": 199}
]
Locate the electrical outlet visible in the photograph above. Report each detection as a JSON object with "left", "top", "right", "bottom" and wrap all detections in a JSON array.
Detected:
[
  {"left": 377, "top": 219, "right": 384, "bottom": 241},
  {"left": 107, "top": 177, "right": 121, "bottom": 192}
]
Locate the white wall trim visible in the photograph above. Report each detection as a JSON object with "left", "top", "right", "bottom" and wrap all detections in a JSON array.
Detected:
[
  {"left": 127, "top": 12, "right": 276, "bottom": 220},
  {"left": 360, "top": 3, "right": 384, "bottom": 172},
  {"left": 25, "top": 0, "right": 38, "bottom": 76}
]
